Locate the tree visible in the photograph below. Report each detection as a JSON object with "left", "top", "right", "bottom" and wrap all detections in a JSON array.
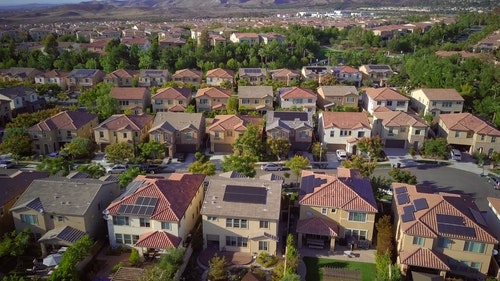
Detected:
[
  {"left": 370, "top": 175, "right": 392, "bottom": 200},
  {"left": 357, "top": 136, "right": 383, "bottom": 162},
  {"left": 0, "top": 128, "right": 32, "bottom": 157},
  {"left": 376, "top": 215, "right": 394, "bottom": 255},
  {"left": 158, "top": 247, "right": 186, "bottom": 279},
  {"left": 76, "top": 163, "right": 106, "bottom": 179},
  {"left": 285, "top": 155, "right": 310, "bottom": 182},
  {"left": 48, "top": 235, "right": 93, "bottom": 281},
  {"left": 62, "top": 137, "right": 97, "bottom": 160},
  {"left": 138, "top": 141, "right": 164, "bottom": 160},
  {"left": 37, "top": 157, "right": 70, "bottom": 176},
  {"left": 226, "top": 96, "right": 238, "bottom": 114},
  {"left": 423, "top": 138, "right": 449, "bottom": 159},
  {"left": 188, "top": 160, "right": 216, "bottom": 176},
  {"left": 388, "top": 168, "right": 417, "bottom": 184},
  {"left": 118, "top": 167, "right": 145, "bottom": 188},
  {"left": 267, "top": 138, "right": 291, "bottom": 161},
  {"left": 0, "top": 228, "right": 30, "bottom": 258},
  {"left": 129, "top": 248, "right": 141, "bottom": 267},
  {"left": 221, "top": 154, "right": 257, "bottom": 177},
  {"left": 105, "top": 142, "right": 134, "bottom": 164},
  {"left": 281, "top": 274, "right": 301, "bottom": 281},
  {"left": 233, "top": 124, "right": 264, "bottom": 158},
  {"left": 341, "top": 155, "right": 376, "bottom": 177},
  {"left": 375, "top": 252, "right": 402, "bottom": 281},
  {"left": 311, "top": 142, "right": 327, "bottom": 161},
  {"left": 208, "top": 255, "right": 227, "bottom": 281},
  {"left": 95, "top": 94, "right": 120, "bottom": 121},
  {"left": 43, "top": 34, "right": 59, "bottom": 58},
  {"left": 284, "top": 234, "right": 299, "bottom": 275}
]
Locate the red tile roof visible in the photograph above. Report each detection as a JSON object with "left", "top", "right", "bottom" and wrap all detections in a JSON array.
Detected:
[
  {"left": 439, "top": 113, "right": 500, "bottom": 136},
  {"left": 412, "top": 88, "right": 463, "bottom": 101},
  {"left": 280, "top": 87, "right": 316, "bottom": 99},
  {"left": 321, "top": 112, "right": 371, "bottom": 130},
  {"left": 135, "top": 230, "right": 181, "bottom": 249},
  {"left": 172, "top": 69, "right": 202, "bottom": 79},
  {"left": 153, "top": 87, "right": 191, "bottom": 100},
  {"left": 109, "top": 87, "right": 149, "bottom": 100},
  {"left": 365, "top": 87, "right": 409, "bottom": 101},
  {"left": 29, "top": 110, "right": 98, "bottom": 131},
  {"left": 104, "top": 69, "right": 137, "bottom": 79},
  {"left": 373, "top": 110, "right": 428, "bottom": 128},
  {"left": 206, "top": 68, "right": 234, "bottom": 79},
  {"left": 296, "top": 217, "right": 338, "bottom": 236},
  {"left": 95, "top": 114, "right": 153, "bottom": 131},
  {"left": 338, "top": 66, "right": 360, "bottom": 74},
  {"left": 399, "top": 248, "right": 450, "bottom": 271},
  {"left": 195, "top": 87, "right": 232, "bottom": 98},
  {"left": 208, "top": 115, "right": 262, "bottom": 132}
]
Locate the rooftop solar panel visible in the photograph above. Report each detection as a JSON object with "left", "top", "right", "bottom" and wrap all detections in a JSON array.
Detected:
[
  {"left": 273, "top": 111, "right": 308, "bottom": 121},
  {"left": 223, "top": 185, "right": 267, "bottom": 204},
  {"left": 436, "top": 214, "right": 463, "bottom": 225},
  {"left": 413, "top": 198, "right": 429, "bottom": 211},
  {"left": 469, "top": 208, "right": 487, "bottom": 226},
  {"left": 437, "top": 223, "right": 476, "bottom": 237},
  {"left": 394, "top": 186, "right": 407, "bottom": 194},
  {"left": 401, "top": 212, "right": 415, "bottom": 223},
  {"left": 396, "top": 193, "right": 410, "bottom": 205}
]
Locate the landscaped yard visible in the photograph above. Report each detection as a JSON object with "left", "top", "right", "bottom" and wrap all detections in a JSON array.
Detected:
[{"left": 303, "top": 257, "right": 376, "bottom": 281}]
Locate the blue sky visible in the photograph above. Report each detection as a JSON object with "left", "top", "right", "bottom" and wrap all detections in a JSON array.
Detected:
[{"left": 0, "top": 0, "right": 83, "bottom": 5}]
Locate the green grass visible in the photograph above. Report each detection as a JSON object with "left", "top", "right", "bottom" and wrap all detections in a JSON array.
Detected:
[{"left": 303, "top": 257, "right": 376, "bottom": 281}]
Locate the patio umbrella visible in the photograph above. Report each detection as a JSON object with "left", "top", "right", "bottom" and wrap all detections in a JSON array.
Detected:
[{"left": 43, "top": 253, "right": 62, "bottom": 267}]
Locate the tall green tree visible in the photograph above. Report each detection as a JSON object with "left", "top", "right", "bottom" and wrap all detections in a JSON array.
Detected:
[
  {"left": 341, "top": 155, "right": 376, "bottom": 177},
  {"left": 423, "top": 138, "right": 449, "bottom": 159},
  {"left": 0, "top": 228, "right": 30, "bottom": 258},
  {"left": 118, "top": 167, "right": 145, "bottom": 188},
  {"left": 43, "top": 34, "right": 59, "bottom": 58},
  {"left": 62, "top": 137, "right": 97, "bottom": 160},
  {"left": 311, "top": 142, "right": 327, "bottom": 161},
  {"left": 285, "top": 155, "right": 310, "bottom": 182},
  {"left": 226, "top": 96, "right": 238, "bottom": 114},
  {"left": 267, "top": 138, "right": 291, "bottom": 161},
  {"left": 76, "top": 163, "right": 106, "bottom": 179},
  {"left": 0, "top": 128, "right": 32, "bottom": 157},
  {"left": 48, "top": 235, "right": 93, "bottom": 281},
  {"left": 37, "top": 157, "right": 70, "bottom": 176},
  {"left": 208, "top": 255, "right": 227, "bottom": 281},
  {"left": 233, "top": 124, "right": 264, "bottom": 158},
  {"left": 221, "top": 154, "right": 257, "bottom": 177},
  {"left": 357, "top": 136, "right": 383, "bottom": 162},
  {"left": 105, "top": 142, "right": 134, "bottom": 164},
  {"left": 284, "top": 234, "right": 299, "bottom": 275},
  {"left": 370, "top": 176, "right": 392, "bottom": 200},
  {"left": 388, "top": 168, "right": 417, "bottom": 184},
  {"left": 188, "top": 160, "right": 216, "bottom": 176},
  {"left": 138, "top": 141, "right": 165, "bottom": 160}
]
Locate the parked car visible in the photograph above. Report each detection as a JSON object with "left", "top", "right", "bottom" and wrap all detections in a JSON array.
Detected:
[
  {"left": 489, "top": 175, "right": 500, "bottom": 190},
  {"left": 106, "top": 164, "right": 128, "bottom": 174},
  {"left": 336, "top": 149, "right": 347, "bottom": 161},
  {"left": 140, "top": 163, "right": 161, "bottom": 174},
  {"left": 261, "top": 163, "right": 283, "bottom": 171},
  {"left": 0, "top": 160, "right": 13, "bottom": 168},
  {"left": 450, "top": 149, "right": 462, "bottom": 161}
]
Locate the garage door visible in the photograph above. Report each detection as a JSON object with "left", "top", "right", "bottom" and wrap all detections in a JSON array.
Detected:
[
  {"left": 213, "top": 143, "right": 233, "bottom": 153},
  {"left": 384, "top": 139, "right": 406, "bottom": 148}
]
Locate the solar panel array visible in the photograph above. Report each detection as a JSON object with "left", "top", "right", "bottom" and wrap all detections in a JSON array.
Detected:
[
  {"left": 401, "top": 205, "right": 415, "bottom": 223},
  {"left": 244, "top": 68, "right": 263, "bottom": 74},
  {"left": 436, "top": 214, "right": 476, "bottom": 237},
  {"left": 75, "top": 69, "right": 96, "bottom": 76},
  {"left": 396, "top": 193, "right": 409, "bottom": 205},
  {"left": 369, "top": 65, "right": 391, "bottom": 70},
  {"left": 223, "top": 185, "right": 267, "bottom": 204},
  {"left": 273, "top": 111, "right": 308, "bottom": 121},
  {"left": 394, "top": 186, "right": 407, "bottom": 194},
  {"left": 118, "top": 196, "right": 158, "bottom": 216},
  {"left": 145, "top": 70, "right": 163, "bottom": 75},
  {"left": 413, "top": 198, "right": 429, "bottom": 211},
  {"left": 469, "top": 208, "right": 487, "bottom": 226}
]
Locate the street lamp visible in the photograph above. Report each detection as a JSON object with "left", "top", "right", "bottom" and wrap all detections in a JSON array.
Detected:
[{"left": 319, "top": 142, "right": 324, "bottom": 162}]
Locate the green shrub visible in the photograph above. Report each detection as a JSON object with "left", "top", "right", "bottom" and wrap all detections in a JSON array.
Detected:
[
  {"left": 256, "top": 252, "right": 278, "bottom": 268},
  {"left": 129, "top": 248, "right": 141, "bottom": 267},
  {"left": 111, "top": 262, "right": 123, "bottom": 273}
]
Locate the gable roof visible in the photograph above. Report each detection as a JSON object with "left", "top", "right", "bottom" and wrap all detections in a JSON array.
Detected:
[
  {"left": 209, "top": 115, "right": 262, "bottom": 132},
  {"left": 365, "top": 87, "right": 409, "bottom": 101},
  {"left": 318, "top": 86, "right": 358, "bottom": 97},
  {"left": 393, "top": 183, "right": 497, "bottom": 244},
  {"left": 135, "top": 230, "right": 181, "bottom": 249},
  {"left": 107, "top": 174, "right": 205, "bottom": 222},
  {"left": 296, "top": 216, "right": 338, "bottom": 236},
  {"left": 109, "top": 87, "right": 149, "bottom": 100},
  {"left": 104, "top": 69, "right": 137, "bottom": 79},
  {"left": 0, "top": 85, "right": 36, "bottom": 99},
  {"left": 206, "top": 68, "right": 234, "bottom": 79},
  {"left": 439, "top": 113, "right": 500, "bottom": 136},
  {"left": 270, "top": 68, "right": 300, "bottom": 78},
  {"left": 29, "top": 111, "right": 98, "bottom": 132},
  {"left": 95, "top": 114, "right": 153, "bottom": 131},
  {"left": 37, "top": 70, "right": 69, "bottom": 79},
  {"left": 337, "top": 66, "right": 360, "bottom": 74},
  {"left": 280, "top": 87, "right": 316, "bottom": 99},
  {"left": 321, "top": 112, "right": 371, "bottom": 130},
  {"left": 149, "top": 112, "right": 203, "bottom": 133},
  {"left": 153, "top": 87, "right": 191, "bottom": 100},
  {"left": 373, "top": 110, "right": 428, "bottom": 128},
  {"left": 299, "top": 169, "right": 378, "bottom": 213},
  {"left": 195, "top": 87, "right": 232, "bottom": 98},
  {"left": 360, "top": 64, "right": 393, "bottom": 73},
  {"left": 0, "top": 171, "right": 49, "bottom": 207},
  {"left": 139, "top": 69, "right": 169, "bottom": 77},
  {"left": 266, "top": 111, "right": 313, "bottom": 131},
  {"left": 412, "top": 88, "right": 464, "bottom": 101},
  {"left": 172, "top": 69, "right": 202, "bottom": 79},
  {"left": 238, "top": 68, "right": 267, "bottom": 77},
  {"left": 67, "top": 69, "right": 102, "bottom": 79},
  {"left": 238, "top": 86, "right": 273, "bottom": 99},
  {"left": 399, "top": 248, "right": 450, "bottom": 271}
]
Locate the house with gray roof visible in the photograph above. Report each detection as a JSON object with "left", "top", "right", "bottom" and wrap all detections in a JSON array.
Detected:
[
  {"left": 0, "top": 67, "right": 42, "bottom": 83},
  {"left": 66, "top": 69, "right": 105, "bottom": 90},
  {"left": 238, "top": 68, "right": 267, "bottom": 85},
  {"left": 0, "top": 85, "right": 45, "bottom": 118},
  {"left": 266, "top": 111, "right": 313, "bottom": 151},
  {"left": 148, "top": 112, "right": 205, "bottom": 158},
  {"left": 10, "top": 176, "right": 120, "bottom": 256},
  {"left": 237, "top": 86, "right": 273, "bottom": 112}
]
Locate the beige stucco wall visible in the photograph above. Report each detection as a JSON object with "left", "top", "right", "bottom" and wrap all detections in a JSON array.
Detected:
[
  {"left": 411, "top": 90, "right": 464, "bottom": 116},
  {"left": 152, "top": 97, "right": 190, "bottom": 113},
  {"left": 439, "top": 121, "right": 500, "bottom": 154},
  {"left": 196, "top": 97, "right": 229, "bottom": 112},
  {"left": 238, "top": 97, "right": 273, "bottom": 110}
]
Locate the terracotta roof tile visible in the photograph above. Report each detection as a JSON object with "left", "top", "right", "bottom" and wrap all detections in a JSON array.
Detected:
[
  {"left": 29, "top": 111, "right": 98, "bottom": 131},
  {"left": 206, "top": 68, "right": 234, "bottom": 79},
  {"left": 373, "top": 110, "right": 428, "bottom": 128},
  {"left": 195, "top": 87, "right": 232, "bottom": 98},
  {"left": 172, "top": 69, "right": 202, "bottom": 79},
  {"left": 280, "top": 87, "right": 316, "bottom": 99},
  {"left": 104, "top": 69, "right": 137, "bottom": 79},
  {"left": 365, "top": 87, "right": 409, "bottom": 101},
  {"left": 318, "top": 86, "right": 357, "bottom": 97},
  {"left": 296, "top": 217, "right": 338, "bottom": 236},
  {"left": 208, "top": 115, "right": 262, "bottom": 132},
  {"left": 399, "top": 248, "right": 450, "bottom": 270},
  {"left": 321, "top": 112, "right": 371, "bottom": 130},
  {"left": 153, "top": 87, "right": 191, "bottom": 100},
  {"left": 338, "top": 66, "right": 360, "bottom": 74},
  {"left": 109, "top": 87, "right": 149, "bottom": 100},
  {"left": 439, "top": 113, "right": 500, "bottom": 136},
  {"left": 135, "top": 230, "right": 181, "bottom": 249},
  {"left": 270, "top": 68, "right": 300, "bottom": 78},
  {"left": 95, "top": 114, "right": 153, "bottom": 131}
]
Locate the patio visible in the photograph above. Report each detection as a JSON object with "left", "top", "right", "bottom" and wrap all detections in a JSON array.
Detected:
[
  {"left": 299, "top": 245, "right": 375, "bottom": 264},
  {"left": 198, "top": 248, "right": 254, "bottom": 267}
]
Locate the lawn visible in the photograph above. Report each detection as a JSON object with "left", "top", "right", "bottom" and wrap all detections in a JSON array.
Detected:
[{"left": 303, "top": 257, "right": 376, "bottom": 281}]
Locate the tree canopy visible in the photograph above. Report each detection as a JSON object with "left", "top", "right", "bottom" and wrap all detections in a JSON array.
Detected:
[
  {"left": 105, "top": 142, "right": 134, "bottom": 164},
  {"left": 221, "top": 154, "right": 257, "bottom": 177},
  {"left": 285, "top": 155, "right": 310, "bottom": 182}
]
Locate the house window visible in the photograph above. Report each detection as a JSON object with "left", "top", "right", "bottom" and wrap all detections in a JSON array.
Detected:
[
  {"left": 226, "top": 218, "right": 232, "bottom": 227},
  {"left": 481, "top": 135, "right": 485, "bottom": 141},
  {"left": 259, "top": 221, "right": 269, "bottom": 229},
  {"left": 57, "top": 216, "right": 64, "bottom": 222},
  {"left": 123, "top": 133, "right": 128, "bottom": 138},
  {"left": 132, "top": 235, "right": 139, "bottom": 244},
  {"left": 340, "top": 130, "right": 351, "bottom": 136},
  {"left": 470, "top": 262, "right": 481, "bottom": 271},
  {"left": 167, "top": 100, "right": 172, "bottom": 105},
  {"left": 386, "top": 101, "right": 393, "bottom": 106},
  {"left": 415, "top": 129, "right": 421, "bottom": 135},
  {"left": 346, "top": 97, "right": 355, "bottom": 103},
  {"left": 200, "top": 99, "right": 208, "bottom": 104},
  {"left": 226, "top": 218, "right": 247, "bottom": 228},
  {"left": 308, "top": 99, "right": 313, "bottom": 103},
  {"left": 388, "top": 128, "right": 394, "bottom": 136},
  {"left": 397, "top": 101, "right": 406, "bottom": 106},
  {"left": 437, "top": 237, "right": 452, "bottom": 248},
  {"left": 442, "top": 101, "right": 452, "bottom": 107},
  {"left": 161, "top": 222, "right": 171, "bottom": 230},
  {"left": 123, "top": 234, "right": 132, "bottom": 244},
  {"left": 321, "top": 208, "right": 327, "bottom": 215},
  {"left": 185, "top": 132, "right": 194, "bottom": 140},
  {"left": 357, "top": 131, "right": 365, "bottom": 138},
  {"left": 140, "top": 218, "right": 151, "bottom": 227},
  {"left": 400, "top": 127, "right": 406, "bottom": 133},
  {"left": 227, "top": 131, "right": 232, "bottom": 137},
  {"left": 115, "top": 234, "right": 123, "bottom": 244},
  {"left": 112, "top": 216, "right": 129, "bottom": 226},
  {"left": 99, "top": 131, "right": 104, "bottom": 138},
  {"left": 225, "top": 236, "right": 248, "bottom": 247},
  {"left": 331, "top": 209, "right": 336, "bottom": 213},
  {"left": 259, "top": 241, "right": 269, "bottom": 251},
  {"left": 376, "top": 101, "right": 382, "bottom": 105},
  {"left": 345, "top": 229, "right": 367, "bottom": 240},
  {"left": 455, "top": 131, "right": 460, "bottom": 138},
  {"left": 214, "top": 132, "right": 220, "bottom": 140},
  {"left": 330, "top": 131, "right": 334, "bottom": 137},
  {"left": 299, "top": 131, "right": 308, "bottom": 139},
  {"left": 492, "top": 136, "right": 496, "bottom": 143},
  {"left": 155, "top": 99, "right": 163, "bottom": 105},
  {"left": 432, "top": 101, "right": 437, "bottom": 106},
  {"left": 66, "top": 131, "right": 72, "bottom": 138},
  {"left": 348, "top": 212, "right": 366, "bottom": 222},
  {"left": 412, "top": 236, "right": 424, "bottom": 246},
  {"left": 207, "top": 216, "right": 217, "bottom": 221},
  {"left": 464, "top": 241, "right": 485, "bottom": 253},
  {"left": 20, "top": 214, "right": 38, "bottom": 225}
]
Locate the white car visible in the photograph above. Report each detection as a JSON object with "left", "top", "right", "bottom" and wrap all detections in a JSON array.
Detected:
[
  {"left": 106, "top": 164, "right": 128, "bottom": 174},
  {"left": 336, "top": 149, "right": 347, "bottom": 161},
  {"left": 450, "top": 149, "right": 462, "bottom": 161},
  {"left": 261, "top": 163, "right": 283, "bottom": 171}
]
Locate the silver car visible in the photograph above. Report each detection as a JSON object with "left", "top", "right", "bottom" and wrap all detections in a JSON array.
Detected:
[
  {"left": 106, "top": 164, "right": 128, "bottom": 174},
  {"left": 261, "top": 163, "right": 283, "bottom": 171}
]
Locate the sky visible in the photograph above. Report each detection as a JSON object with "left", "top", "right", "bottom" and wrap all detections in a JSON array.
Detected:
[{"left": 0, "top": 0, "right": 84, "bottom": 6}]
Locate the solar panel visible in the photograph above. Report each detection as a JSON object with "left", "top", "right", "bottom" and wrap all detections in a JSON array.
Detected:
[
  {"left": 369, "top": 65, "right": 391, "bottom": 70},
  {"left": 469, "top": 208, "right": 487, "bottom": 226},
  {"left": 401, "top": 205, "right": 415, "bottom": 222},
  {"left": 413, "top": 198, "right": 429, "bottom": 211},
  {"left": 136, "top": 197, "right": 145, "bottom": 205},
  {"left": 273, "top": 111, "right": 308, "bottom": 121},
  {"left": 150, "top": 198, "right": 158, "bottom": 206},
  {"left": 437, "top": 224, "right": 476, "bottom": 237},
  {"left": 396, "top": 193, "right": 410, "bottom": 205},
  {"left": 394, "top": 186, "right": 407, "bottom": 194},
  {"left": 436, "top": 214, "right": 463, "bottom": 225},
  {"left": 223, "top": 185, "right": 267, "bottom": 204},
  {"left": 118, "top": 205, "right": 127, "bottom": 213}
]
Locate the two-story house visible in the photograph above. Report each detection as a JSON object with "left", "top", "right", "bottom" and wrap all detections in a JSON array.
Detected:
[
  {"left": 66, "top": 69, "right": 105, "bottom": 90},
  {"left": 266, "top": 111, "right": 313, "bottom": 152},
  {"left": 201, "top": 177, "right": 281, "bottom": 255},
  {"left": 237, "top": 86, "right": 274, "bottom": 112},
  {"left": 278, "top": 87, "right": 317, "bottom": 113},
  {"left": 238, "top": 68, "right": 268, "bottom": 85},
  {"left": 258, "top": 33, "right": 286, "bottom": 45},
  {"left": 333, "top": 66, "right": 363, "bottom": 87},
  {"left": 138, "top": 69, "right": 170, "bottom": 87},
  {"left": 172, "top": 69, "right": 202, "bottom": 86},
  {"left": 10, "top": 176, "right": 120, "bottom": 256},
  {"left": 109, "top": 87, "right": 151, "bottom": 114},
  {"left": 205, "top": 68, "right": 235, "bottom": 86},
  {"left": 34, "top": 70, "right": 69, "bottom": 91},
  {"left": 0, "top": 97, "right": 12, "bottom": 126},
  {"left": 393, "top": 183, "right": 497, "bottom": 279},
  {"left": 438, "top": 113, "right": 500, "bottom": 156},
  {"left": 301, "top": 66, "right": 333, "bottom": 81},
  {"left": 105, "top": 173, "right": 205, "bottom": 256},
  {"left": 195, "top": 87, "right": 232, "bottom": 113},
  {"left": 103, "top": 69, "right": 138, "bottom": 87},
  {"left": 297, "top": 169, "right": 378, "bottom": 250},
  {"left": 269, "top": 68, "right": 301, "bottom": 86},
  {"left": 149, "top": 112, "right": 205, "bottom": 158},
  {"left": 152, "top": 87, "right": 192, "bottom": 113},
  {"left": 359, "top": 64, "right": 394, "bottom": 87},
  {"left": 94, "top": 114, "right": 154, "bottom": 151},
  {"left": 410, "top": 88, "right": 464, "bottom": 118},
  {"left": 0, "top": 85, "right": 45, "bottom": 118},
  {"left": 0, "top": 171, "right": 49, "bottom": 235},
  {"left": 316, "top": 86, "right": 359, "bottom": 110},
  {"left": 208, "top": 114, "right": 262, "bottom": 153},
  {"left": 0, "top": 67, "right": 42, "bottom": 83},
  {"left": 318, "top": 112, "right": 372, "bottom": 154},
  {"left": 372, "top": 109, "right": 428, "bottom": 149},
  {"left": 362, "top": 87, "right": 409, "bottom": 114},
  {"left": 29, "top": 110, "right": 99, "bottom": 156},
  {"left": 229, "top": 33, "right": 260, "bottom": 46}
]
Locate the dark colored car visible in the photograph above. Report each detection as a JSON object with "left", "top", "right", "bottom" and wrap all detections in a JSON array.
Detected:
[{"left": 140, "top": 164, "right": 161, "bottom": 174}]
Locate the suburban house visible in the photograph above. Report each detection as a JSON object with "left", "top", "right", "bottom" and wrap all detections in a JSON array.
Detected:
[
  {"left": 278, "top": 87, "right": 317, "bottom": 113},
  {"left": 105, "top": 173, "right": 206, "bottom": 256},
  {"left": 0, "top": 98, "right": 12, "bottom": 126},
  {"left": 485, "top": 197, "right": 500, "bottom": 243},
  {"left": 316, "top": 85, "right": 359, "bottom": 110},
  {"left": 237, "top": 86, "right": 274, "bottom": 112},
  {"left": 149, "top": 112, "right": 205, "bottom": 158},
  {"left": 266, "top": 111, "right": 313, "bottom": 152},
  {"left": 205, "top": 68, "right": 235, "bottom": 86},
  {"left": 109, "top": 87, "right": 151, "bottom": 114},
  {"left": 0, "top": 171, "right": 49, "bottom": 235},
  {"left": 201, "top": 177, "right": 281, "bottom": 255},
  {"left": 410, "top": 88, "right": 464, "bottom": 118},
  {"left": 269, "top": 68, "right": 301, "bottom": 86},
  {"left": 333, "top": 66, "right": 363, "bottom": 87},
  {"left": 297, "top": 169, "right": 378, "bottom": 250},
  {"left": 10, "top": 176, "right": 120, "bottom": 256},
  {"left": 301, "top": 66, "right": 333, "bottom": 81},
  {"left": 66, "top": 69, "right": 105, "bottom": 90},
  {"left": 318, "top": 111, "right": 372, "bottom": 153},
  {"left": 229, "top": 33, "right": 260, "bottom": 46},
  {"left": 437, "top": 113, "right": 500, "bottom": 155},
  {"left": 103, "top": 69, "right": 138, "bottom": 87},
  {"left": 195, "top": 87, "right": 232, "bottom": 112},
  {"left": 0, "top": 85, "right": 45, "bottom": 117},
  {"left": 34, "top": 70, "right": 69, "bottom": 91},
  {"left": 259, "top": 32, "right": 286, "bottom": 45},
  {"left": 372, "top": 109, "right": 428, "bottom": 149},
  {"left": 121, "top": 37, "right": 151, "bottom": 50},
  {"left": 392, "top": 182, "right": 497, "bottom": 279},
  {"left": 28, "top": 110, "right": 99, "bottom": 156},
  {"left": 359, "top": 64, "right": 394, "bottom": 86},
  {"left": 238, "top": 68, "right": 267, "bottom": 85},
  {"left": 208, "top": 114, "right": 263, "bottom": 153},
  {"left": 138, "top": 69, "right": 170, "bottom": 87},
  {"left": 362, "top": 87, "right": 410, "bottom": 114},
  {"left": 172, "top": 69, "right": 202, "bottom": 86},
  {"left": 0, "top": 67, "right": 42, "bottom": 83},
  {"left": 94, "top": 114, "right": 154, "bottom": 151},
  {"left": 151, "top": 87, "right": 192, "bottom": 113}
]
